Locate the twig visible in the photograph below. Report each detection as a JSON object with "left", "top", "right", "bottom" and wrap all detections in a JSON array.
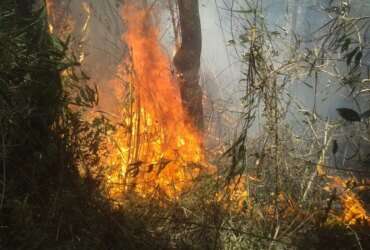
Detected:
[
  {"left": 347, "top": 225, "right": 364, "bottom": 250},
  {"left": 295, "top": 158, "right": 370, "bottom": 174},
  {"left": 302, "top": 121, "right": 331, "bottom": 202},
  {"left": 268, "top": 224, "right": 280, "bottom": 250},
  {"left": 181, "top": 220, "right": 297, "bottom": 247},
  {"left": 0, "top": 130, "right": 6, "bottom": 210}
]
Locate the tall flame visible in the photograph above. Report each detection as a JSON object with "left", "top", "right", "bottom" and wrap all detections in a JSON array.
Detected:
[
  {"left": 101, "top": 4, "right": 211, "bottom": 200},
  {"left": 44, "top": 2, "right": 369, "bottom": 222}
]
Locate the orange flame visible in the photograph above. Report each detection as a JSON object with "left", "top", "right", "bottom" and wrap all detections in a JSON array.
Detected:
[
  {"left": 100, "top": 4, "right": 212, "bottom": 200},
  {"left": 325, "top": 176, "right": 369, "bottom": 225},
  {"left": 45, "top": 1, "right": 246, "bottom": 206}
]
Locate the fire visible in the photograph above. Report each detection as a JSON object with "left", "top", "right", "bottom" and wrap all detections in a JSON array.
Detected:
[
  {"left": 45, "top": 1, "right": 246, "bottom": 206},
  {"left": 217, "top": 176, "right": 249, "bottom": 212},
  {"left": 325, "top": 176, "right": 369, "bottom": 225},
  {"left": 44, "top": 2, "right": 369, "bottom": 222},
  {"left": 100, "top": 4, "right": 212, "bottom": 200}
]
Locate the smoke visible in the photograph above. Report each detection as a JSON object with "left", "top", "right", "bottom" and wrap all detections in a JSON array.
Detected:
[{"left": 47, "top": 0, "right": 370, "bottom": 149}]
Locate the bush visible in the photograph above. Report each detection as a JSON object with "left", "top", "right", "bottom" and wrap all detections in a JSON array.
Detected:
[{"left": 0, "top": 2, "right": 166, "bottom": 249}]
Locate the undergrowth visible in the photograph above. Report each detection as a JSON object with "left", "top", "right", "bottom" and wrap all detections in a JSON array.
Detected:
[
  {"left": 0, "top": 1, "right": 369, "bottom": 250},
  {"left": 0, "top": 2, "right": 165, "bottom": 249}
]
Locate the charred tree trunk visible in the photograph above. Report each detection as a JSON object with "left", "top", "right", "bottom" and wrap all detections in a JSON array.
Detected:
[{"left": 174, "top": 0, "right": 204, "bottom": 131}]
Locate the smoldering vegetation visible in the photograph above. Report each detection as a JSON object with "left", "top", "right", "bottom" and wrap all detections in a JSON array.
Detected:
[{"left": 0, "top": 0, "right": 369, "bottom": 249}]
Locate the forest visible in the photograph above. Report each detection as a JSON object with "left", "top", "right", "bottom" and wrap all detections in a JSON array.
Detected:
[{"left": 0, "top": 0, "right": 369, "bottom": 249}]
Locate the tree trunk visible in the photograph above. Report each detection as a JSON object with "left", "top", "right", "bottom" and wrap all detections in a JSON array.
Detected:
[
  {"left": 14, "top": 0, "right": 33, "bottom": 17},
  {"left": 174, "top": 0, "right": 204, "bottom": 131}
]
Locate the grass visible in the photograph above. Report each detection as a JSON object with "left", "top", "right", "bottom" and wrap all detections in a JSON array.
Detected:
[{"left": 0, "top": 0, "right": 369, "bottom": 249}]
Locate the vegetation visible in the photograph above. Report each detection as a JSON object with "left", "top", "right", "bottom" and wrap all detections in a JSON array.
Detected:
[
  {"left": 0, "top": 2, "right": 163, "bottom": 249},
  {"left": 0, "top": 0, "right": 369, "bottom": 250}
]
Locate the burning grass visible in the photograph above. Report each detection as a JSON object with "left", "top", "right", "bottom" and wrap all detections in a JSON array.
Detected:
[
  {"left": 39, "top": 0, "right": 370, "bottom": 249},
  {"left": 97, "top": 3, "right": 215, "bottom": 200},
  {"left": 325, "top": 176, "right": 370, "bottom": 225}
]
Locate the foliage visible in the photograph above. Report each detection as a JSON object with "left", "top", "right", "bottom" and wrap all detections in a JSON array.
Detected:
[
  {"left": 1, "top": 0, "right": 369, "bottom": 250},
  {"left": 0, "top": 1, "right": 164, "bottom": 249},
  {"left": 219, "top": 0, "right": 370, "bottom": 249}
]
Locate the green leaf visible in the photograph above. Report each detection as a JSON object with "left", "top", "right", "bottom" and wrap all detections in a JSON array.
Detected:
[
  {"left": 227, "top": 39, "right": 236, "bottom": 46},
  {"left": 332, "top": 140, "right": 338, "bottom": 155},
  {"left": 233, "top": 9, "right": 254, "bottom": 14},
  {"left": 337, "top": 108, "right": 361, "bottom": 122},
  {"left": 354, "top": 51, "right": 362, "bottom": 67},
  {"left": 270, "top": 31, "right": 280, "bottom": 36},
  {"left": 341, "top": 38, "right": 351, "bottom": 53},
  {"left": 345, "top": 47, "right": 359, "bottom": 65},
  {"left": 361, "top": 109, "right": 370, "bottom": 119}
]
